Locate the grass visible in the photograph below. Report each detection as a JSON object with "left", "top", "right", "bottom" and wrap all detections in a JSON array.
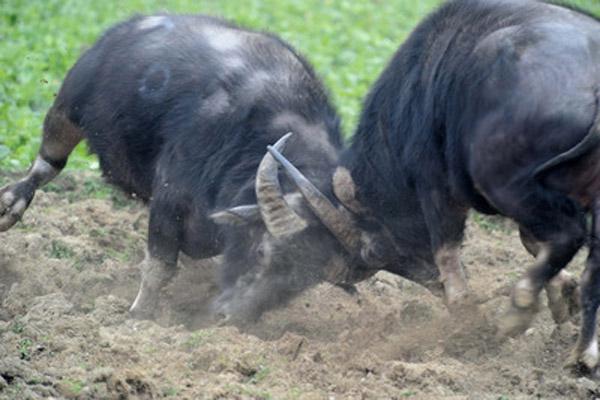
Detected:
[
  {"left": 182, "top": 330, "right": 213, "bottom": 350},
  {"left": 49, "top": 240, "right": 76, "bottom": 259},
  {"left": 162, "top": 385, "right": 180, "bottom": 397},
  {"left": 18, "top": 338, "right": 33, "bottom": 360},
  {"left": 60, "top": 378, "right": 86, "bottom": 396},
  {"left": 10, "top": 318, "right": 25, "bottom": 334},
  {"left": 224, "top": 384, "right": 273, "bottom": 400},
  {"left": 246, "top": 364, "right": 271, "bottom": 385},
  {"left": 0, "top": 0, "right": 435, "bottom": 171},
  {"left": 1, "top": 0, "right": 599, "bottom": 172}
]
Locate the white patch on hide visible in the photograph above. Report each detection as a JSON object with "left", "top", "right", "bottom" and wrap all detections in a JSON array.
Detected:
[
  {"left": 137, "top": 16, "right": 174, "bottom": 31},
  {"left": 201, "top": 88, "right": 231, "bottom": 116},
  {"left": 243, "top": 70, "right": 275, "bottom": 99},
  {"left": 203, "top": 25, "right": 244, "bottom": 53}
]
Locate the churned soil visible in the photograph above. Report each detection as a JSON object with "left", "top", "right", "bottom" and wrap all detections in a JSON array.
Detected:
[{"left": 0, "top": 171, "right": 598, "bottom": 399}]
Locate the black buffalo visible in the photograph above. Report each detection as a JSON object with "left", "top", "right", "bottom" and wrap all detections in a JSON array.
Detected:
[
  {"left": 0, "top": 14, "right": 350, "bottom": 322},
  {"left": 269, "top": 0, "right": 600, "bottom": 370}
]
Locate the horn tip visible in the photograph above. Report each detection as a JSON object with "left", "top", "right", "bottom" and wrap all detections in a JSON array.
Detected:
[{"left": 269, "top": 132, "right": 295, "bottom": 153}]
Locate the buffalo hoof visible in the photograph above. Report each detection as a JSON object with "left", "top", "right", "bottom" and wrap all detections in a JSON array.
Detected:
[
  {"left": 546, "top": 272, "right": 580, "bottom": 325},
  {"left": 497, "top": 303, "right": 539, "bottom": 338},
  {"left": 497, "top": 277, "right": 540, "bottom": 337},
  {"left": 0, "top": 182, "right": 34, "bottom": 232},
  {"left": 128, "top": 256, "right": 176, "bottom": 320},
  {"left": 442, "top": 273, "right": 470, "bottom": 313},
  {"left": 444, "top": 286, "right": 478, "bottom": 315},
  {"left": 565, "top": 340, "right": 599, "bottom": 376},
  {"left": 128, "top": 295, "right": 157, "bottom": 321},
  {"left": 211, "top": 294, "right": 241, "bottom": 326}
]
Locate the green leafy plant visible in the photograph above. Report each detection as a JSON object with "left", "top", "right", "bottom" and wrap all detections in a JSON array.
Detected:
[
  {"left": 10, "top": 318, "right": 25, "bottom": 334},
  {"left": 49, "top": 240, "right": 76, "bottom": 259},
  {"left": 62, "top": 378, "right": 86, "bottom": 395},
  {"left": 182, "top": 330, "right": 213, "bottom": 350},
  {"left": 18, "top": 338, "right": 33, "bottom": 360}
]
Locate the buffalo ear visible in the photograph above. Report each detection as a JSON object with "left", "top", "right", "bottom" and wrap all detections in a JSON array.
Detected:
[{"left": 209, "top": 205, "right": 262, "bottom": 225}]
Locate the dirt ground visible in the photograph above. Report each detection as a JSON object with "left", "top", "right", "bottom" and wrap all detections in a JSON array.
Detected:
[{"left": 0, "top": 171, "right": 599, "bottom": 400}]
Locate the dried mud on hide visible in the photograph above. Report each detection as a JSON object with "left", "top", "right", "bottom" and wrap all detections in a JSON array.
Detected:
[{"left": 0, "top": 171, "right": 599, "bottom": 399}]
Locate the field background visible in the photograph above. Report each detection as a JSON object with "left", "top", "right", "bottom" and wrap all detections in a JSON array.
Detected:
[{"left": 1, "top": 0, "right": 600, "bottom": 171}]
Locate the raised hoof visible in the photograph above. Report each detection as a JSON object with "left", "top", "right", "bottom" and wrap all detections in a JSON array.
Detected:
[
  {"left": 497, "top": 305, "right": 538, "bottom": 338},
  {"left": 547, "top": 275, "right": 580, "bottom": 325},
  {"left": 0, "top": 183, "right": 34, "bottom": 231},
  {"left": 512, "top": 279, "right": 537, "bottom": 309}
]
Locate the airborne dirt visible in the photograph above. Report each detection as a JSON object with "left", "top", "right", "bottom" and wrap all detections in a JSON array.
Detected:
[{"left": 0, "top": 171, "right": 598, "bottom": 399}]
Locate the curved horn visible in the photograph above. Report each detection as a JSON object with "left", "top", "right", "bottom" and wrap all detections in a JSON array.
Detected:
[
  {"left": 256, "top": 132, "right": 308, "bottom": 237},
  {"left": 267, "top": 144, "right": 362, "bottom": 256}
]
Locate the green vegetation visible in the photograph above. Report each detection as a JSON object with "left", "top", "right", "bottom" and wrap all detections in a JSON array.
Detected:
[
  {"left": 18, "top": 338, "right": 33, "bottom": 360},
  {"left": 61, "top": 378, "right": 86, "bottom": 396},
  {"left": 224, "top": 384, "right": 273, "bottom": 400},
  {"left": 49, "top": 239, "right": 76, "bottom": 259},
  {"left": 246, "top": 364, "right": 271, "bottom": 385},
  {"left": 162, "top": 386, "right": 180, "bottom": 397},
  {"left": 10, "top": 318, "right": 25, "bottom": 334},
  {"left": 1, "top": 0, "right": 599, "bottom": 172},
  {"left": 182, "top": 330, "right": 213, "bottom": 350},
  {"left": 471, "top": 212, "right": 513, "bottom": 234}
]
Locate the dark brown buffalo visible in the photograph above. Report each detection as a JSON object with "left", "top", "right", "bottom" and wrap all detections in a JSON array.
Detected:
[
  {"left": 0, "top": 14, "right": 348, "bottom": 322},
  {"left": 270, "top": 0, "right": 600, "bottom": 370}
]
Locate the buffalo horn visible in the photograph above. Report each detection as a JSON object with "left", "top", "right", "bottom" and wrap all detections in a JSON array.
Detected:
[
  {"left": 267, "top": 144, "right": 362, "bottom": 256},
  {"left": 256, "top": 132, "right": 308, "bottom": 237}
]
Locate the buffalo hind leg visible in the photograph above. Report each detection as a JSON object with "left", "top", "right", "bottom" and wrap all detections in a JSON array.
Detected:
[
  {"left": 129, "top": 198, "right": 182, "bottom": 319},
  {"left": 568, "top": 200, "right": 600, "bottom": 371},
  {"left": 519, "top": 228, "right": 580, "bottom": 324},
  {"left": 0, "top": 107, "right": 82, "bottom": 231},
  {"left": 495, "top": 185, "right": 586, "bottom": 337}
]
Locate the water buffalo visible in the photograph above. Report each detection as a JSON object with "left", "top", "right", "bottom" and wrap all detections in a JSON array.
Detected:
[
  {"left": 269, "top": 0, "right": 600, "bottom": 370},
  {"left": 0, "top": 14, "right": 350, "bottom": 322}
]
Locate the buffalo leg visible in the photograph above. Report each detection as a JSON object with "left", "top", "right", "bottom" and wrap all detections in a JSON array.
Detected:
[
  {"left": 519, "top": 227, "right": 580, "bottom": 324},
  {"left": 492, "top": 185, "right": 586, "bottom": 337},
  {"left": 0, "top": 107, "right": 82, "bottom": 231},
  {"left": 129, "top": 197, "right": 182, "bottom": 319},
  {"left": 418, "top": 187, "right": 469, "bottom": 309},
  {"left": 569, "top": 200, "right": 600, "bottom": 370}
]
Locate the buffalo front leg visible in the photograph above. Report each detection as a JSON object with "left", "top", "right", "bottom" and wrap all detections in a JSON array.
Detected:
[
  {"left": 434, "top": 244, "right": 469, "bottom": 309},
  {"left": 129, "top": 254, "right": 177, "bottom": 320},
  {"left": 418, "top": 185, "right": 469, "bottom": 310},
  {"left": 520, "top": 227, "right": 580, "bottom": 324},
  {"left": 129, "top": 197, "right": 183, "bottom": 320},
  {"left": 0, "top": 108, "right": 82, "bottom": 231},
  {"left": 568, "top": 201, "right": 600, "bottom": 371}
]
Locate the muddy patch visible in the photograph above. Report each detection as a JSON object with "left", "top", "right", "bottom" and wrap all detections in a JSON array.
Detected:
[{"left": 0, "top": 171, "right": 598, "bottom": 399}]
